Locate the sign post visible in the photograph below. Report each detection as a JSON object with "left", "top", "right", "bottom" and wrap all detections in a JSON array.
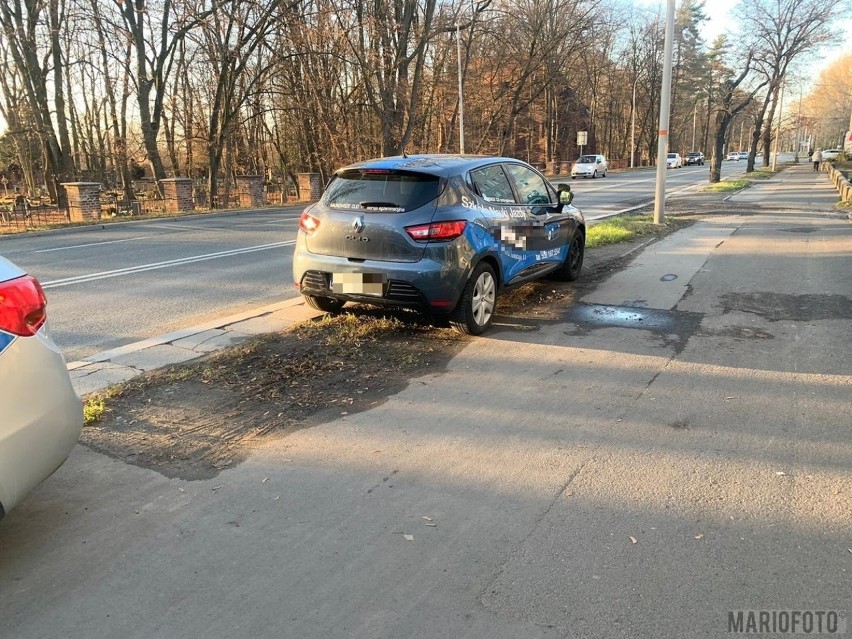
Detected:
[{"left": 577, "top": 130, "right": 588, "bottom": 157}]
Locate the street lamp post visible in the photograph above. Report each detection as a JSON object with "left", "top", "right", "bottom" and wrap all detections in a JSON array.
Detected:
[
  {"left": 691, "top": 102, "right": 697, "bottom": 151},
  {"left": 771, "top": 78, "right": 785, "bottom": 172},
  {"left": 456, "top": 22, "right": 465, "bottom": 154},
  {"left": 653, "top": 0, "right": 676, "bottom": 225},
  {"left": 794, "top": 85, "right": 802, "bottom": 162},
  {"left": 630, "top": 71, "right": 644, "bottom": 168}
]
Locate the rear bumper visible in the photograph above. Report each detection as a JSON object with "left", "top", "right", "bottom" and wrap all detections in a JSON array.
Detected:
[
  {"left": 293, "top": 243, "right": 470, "bottom": 313},
  {"left": 0, "top": 330, "right": 82, "bottom": 514}
]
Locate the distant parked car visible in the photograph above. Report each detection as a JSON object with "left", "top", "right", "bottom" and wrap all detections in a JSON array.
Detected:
[
  {"left": 727, "top": 151, "right": 739, "bottom": 161},
  {"left": 737, "top": 151, "right": 749, "bottom": 161},
  {"left": 571, "top": 154, "right": 608, "bottom": 179},
  {"left": 666, "top": 153, "right": 683, "bottom": 168},
  {"left": 293, "top": 154, "right": 586, "bottom": 335},
  {"left": 821, "top": 149, "right": 841, "bottom": 161},
  {"left": 685, "top": 151, "right": 704, "bottom": 165},
  {"left": 0, "top": 257, "right": 82, "bottom": 519}
]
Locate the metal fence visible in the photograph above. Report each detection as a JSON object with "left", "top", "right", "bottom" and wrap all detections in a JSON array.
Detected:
[
  {"left": 0, "top": 184, "right": 305, "bottom": 236},
  {"left": 1, "top": 201, "right": 68, "bottom": 231}
]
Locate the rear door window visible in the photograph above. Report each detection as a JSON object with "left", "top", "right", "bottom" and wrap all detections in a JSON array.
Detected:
[
  {"left": 469, "top": 165, "right": 516, "bottom": 204},
  {"left": 323, "top": 169, "right": 441, "bottom": 212}
]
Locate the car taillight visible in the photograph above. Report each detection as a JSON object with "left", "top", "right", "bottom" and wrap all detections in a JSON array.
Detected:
[
  {"left": 0, "top": 275, "right": 47, "bottom": 336},
  {"left": 299, "top": 210, "right": 320, "bottom": 235},
  {"left": 405, "top": 221, "right": 467, "bottom": 242}
]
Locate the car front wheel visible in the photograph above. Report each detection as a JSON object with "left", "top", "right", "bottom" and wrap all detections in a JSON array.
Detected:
[
  {"left": 304, "top": 295, "right": 345, "bottom": 313},
  {"left": 450, "top": 262, "right": 497, "bottom": 335},
  {"left": 551, "top": 231, "right": 585, "bottom": 281},
  {"left": 591, "top": 170, "right": 597, "bottom": 179}
]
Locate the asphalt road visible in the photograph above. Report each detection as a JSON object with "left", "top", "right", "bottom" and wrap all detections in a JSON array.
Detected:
[
  {"left": 1, "top": 206, "right": 848, "bottom": 638},
  {"left": 0, "top": 162, "right": 747, "bottom": 362}
]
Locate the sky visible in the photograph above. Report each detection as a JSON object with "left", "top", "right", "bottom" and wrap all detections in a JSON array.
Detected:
[{"left": 637, "top": 0, "right": 852, "bottom": 89}]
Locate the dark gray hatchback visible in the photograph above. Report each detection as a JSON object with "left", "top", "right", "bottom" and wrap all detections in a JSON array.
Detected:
[{"left": 293, "top": 154, "right": 585, "bottom": 334}]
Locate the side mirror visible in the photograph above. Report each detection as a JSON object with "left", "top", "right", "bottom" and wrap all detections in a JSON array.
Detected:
[{"left": 557, "top": 183, "right": 573, "bottom": 205}]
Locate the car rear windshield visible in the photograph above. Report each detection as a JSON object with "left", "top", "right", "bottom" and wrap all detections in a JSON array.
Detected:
[
  {"left": 323, "top": 169, "right": 441, "bottom": 212},
  {"left": 577, "top": 155, "right": 597, "bottom": 163}
]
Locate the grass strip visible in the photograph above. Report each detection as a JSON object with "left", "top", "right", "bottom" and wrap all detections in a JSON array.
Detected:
[{"left": 586, "top": 215, "right": 680, "bottom": 248}]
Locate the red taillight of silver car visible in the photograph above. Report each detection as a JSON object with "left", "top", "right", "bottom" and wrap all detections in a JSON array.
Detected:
[
  {"left": 0, "top": 275, "right": 48, "bottom": 336},
  {"left": 299, "top": 210, "right": 320, "bottom": 235}
]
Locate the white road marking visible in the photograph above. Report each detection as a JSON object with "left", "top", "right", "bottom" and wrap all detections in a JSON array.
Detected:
[
  {"left": 584, "top": 181, "right": 702, "bottom": 220},
  {"left": 141, "top": 223, "right": 229, "bottom": 232},
  {"left": 42, "top": 240, "right": 296, "bottom": 289},
  {"left": 570, "top": 168, "right": 709, "bottom": 194},
  {"left": 259, "top": 217, "right": 302, "bottom": 225},
  {"left": 33, "top": 236, "right": 150, "bottom": 253}
]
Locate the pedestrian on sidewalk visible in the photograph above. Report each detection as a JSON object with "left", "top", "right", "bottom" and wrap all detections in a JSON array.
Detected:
[{"left": 812, "top": 149, "right": 823, "bottom": 172}]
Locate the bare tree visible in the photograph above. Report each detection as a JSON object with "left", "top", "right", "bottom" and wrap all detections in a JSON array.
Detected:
[
  {"left": 735, "top": 0, "right": 839, "bottom": 170},
  {"left": 113, "top": 0, "right": 217, "bottom": 193},
  {"left": 0, "top": 0, "right": 74, "bottom": 205},
  {"left": 707, "top": 40, "right": 767, "bottom": 182}
]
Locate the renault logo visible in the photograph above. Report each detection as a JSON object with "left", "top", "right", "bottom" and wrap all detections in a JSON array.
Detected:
[{"left": 352, "top": 216, "right": 365, "bottom": 233}]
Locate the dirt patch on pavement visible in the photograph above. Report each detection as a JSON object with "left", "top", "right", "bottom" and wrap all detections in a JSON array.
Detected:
[
  {"left": 83, "top": 312, "right": 468, "bottom": 480},
  {"left": 720, "top": 292, "right": 852, "bottom": 322},
  {"left": 83, "top": 216, "right": 695, "bottom": 480}
]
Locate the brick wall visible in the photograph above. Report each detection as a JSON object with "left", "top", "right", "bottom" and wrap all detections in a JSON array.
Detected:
[
  {"left": 297, "top": 173, "right": 323, "bottom": 201},
  {"left": 62, "top": 182, "right": 101, "bottom": 221},
  {"left": 235, "top": 175, "right": 265, "bottom": 208},
  {"left": 160, "top": 178, "right": 194, "bottom": 212}
]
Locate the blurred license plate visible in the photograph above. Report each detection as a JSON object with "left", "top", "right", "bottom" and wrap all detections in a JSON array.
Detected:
[{"left": 331, "top": 272, "right": 387, "bottom": 296}]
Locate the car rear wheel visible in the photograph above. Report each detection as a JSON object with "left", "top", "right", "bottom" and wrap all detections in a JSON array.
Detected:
[
  {"left": 450, "top": 262, "right": 497, "bottom": 335},
  {"left": 551, "top": 231, "right": 584, "bottom": 281},
  {"left": 304, "top": 295, "right": 345, "bottom": 313}
]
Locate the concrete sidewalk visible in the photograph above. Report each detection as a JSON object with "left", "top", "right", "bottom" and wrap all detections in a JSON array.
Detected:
[{"left": 726, "top": 161, "right": 841, "bottom": 210}]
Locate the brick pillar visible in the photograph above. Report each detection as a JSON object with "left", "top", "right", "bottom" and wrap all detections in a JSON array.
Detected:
[
  {"left": 234, "top": 175, "right": 265, "bottom": 208},
  {"left": 160, "top": 178, "right": 194, "bottom": 213},
  {"left": 61, "top": 182, "right": 101, "bottom": 221},
  {"left": 297, "top": 173, "right": 323, "bottom": 201}
]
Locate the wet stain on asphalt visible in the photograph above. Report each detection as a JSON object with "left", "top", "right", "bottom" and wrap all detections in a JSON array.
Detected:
[
  {"left": 779, "top": 227, "right": 820, "bottom": 233},
  {"left": 720, "top": 292, "right": 852, "bottom": 322},
  {"left": 564, "top": 303, "right": 704, "bottom": 353}
]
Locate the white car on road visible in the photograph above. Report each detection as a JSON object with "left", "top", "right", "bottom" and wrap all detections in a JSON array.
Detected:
[
  {"left": 571, "top": 154, "right": 608, "bottom": 179},
  {"left": 727, "top": 151, "right": 739, "bottom": 161},
  {"left": 0, "top": 257, "right": 82, "bottom": 519},
  {"left": 666, "top": 153, "right": 683, "bottom": 168}
]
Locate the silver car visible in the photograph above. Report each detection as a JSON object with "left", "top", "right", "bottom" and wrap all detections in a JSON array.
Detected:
[
  {"left": 0, "top": 257, "right": 82, "bottom": 519},
  {"left": 293, "top": 155, "right": 585, "bottom": 335}
]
